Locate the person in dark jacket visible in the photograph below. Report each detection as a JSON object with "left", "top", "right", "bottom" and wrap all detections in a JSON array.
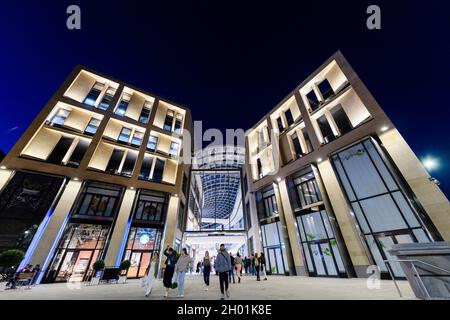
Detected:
[
  {"left": 228, "top": 253, "right": 235, "bottom": 284},
  {"left": 253, "top": 253, "right": 260, "bottom": 281},
  {"left": 162, "top": 246, "right": 177, "bottom": 298},
  {"left": 259, "top": 252, "right": 268, "bottom": 280},
  {"left": 215, "top": 244, "right": 232, "bottom": 300}
]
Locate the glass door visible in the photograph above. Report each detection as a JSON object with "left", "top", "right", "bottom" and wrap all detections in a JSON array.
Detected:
[
  {"left": 55, "top": 250, "right": 94, "bottom": 282},
  {"left": 374, "top": 233, "right": 414, "bottom": 278}
]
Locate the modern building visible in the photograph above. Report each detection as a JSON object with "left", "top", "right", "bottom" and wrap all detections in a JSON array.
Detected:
[
  {"left": 244, "top": 51, "right": 450, "bottom": 279},
  {"left": 0, "top": 51, "right": 449, "bottom": 284},
  {"left": 0, "top": 150, "right": 4, "bottom": 162},
  {"left": 0, "top": 66, "right": 192, "bottom": 283}
]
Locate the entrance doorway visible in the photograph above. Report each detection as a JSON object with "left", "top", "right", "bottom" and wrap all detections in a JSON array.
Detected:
[{"left": 54, "top": 249, "right": 99, "bottom": 282}]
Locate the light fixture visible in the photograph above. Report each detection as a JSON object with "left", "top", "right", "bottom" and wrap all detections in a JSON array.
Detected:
[
  {"left": 276, "top": 177, "right": 282, "bottom": 182},
  {"left": 0, "top": 165, "right": 6, "bottom": 170},
  {"left": 380, "top": 126, "right": 389, "bottom": 132},
  {"left": 422, "top": 157, "right": 439, "bottom": 172},
  {"left": 317, "top": 158, "right": 322, "bottom": 162},
  {"left": 130, "top": 186, "right": 135, "bottom": 190},
  {"left": 73, "top": 177, "right": 79, "bottom": 181},
  {"left": 173, "top": 194, "right": 178, "bottom": 197}
]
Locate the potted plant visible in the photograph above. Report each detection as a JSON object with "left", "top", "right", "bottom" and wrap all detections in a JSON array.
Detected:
[
  {"left": 91, "top": 260, "right": 105, "bottom": 285},
  {"left": 118, "top": 260, "right": 131, "bottom": 284}
]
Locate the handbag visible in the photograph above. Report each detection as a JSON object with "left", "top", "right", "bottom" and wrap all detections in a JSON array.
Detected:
[{"left": 171, "top": 272, "right": 178, "bottom": 289}]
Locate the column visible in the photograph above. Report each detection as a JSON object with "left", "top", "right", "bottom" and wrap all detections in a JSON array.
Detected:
[
  {"left": 161, "top": 195, "right": 180, "bottom": 249},
  {"left": 273, "top": 182, "right": 296, "bottom": 276},
  {"left": 104, "top": 188, "right": 136, "bottom": 267},
  {"left": 317, "top": 159, "right": 371, "bottom": 277},
  {"left": 0, "top": 169, "right": 14, "bottom": 191},
  {"left": 277, "top": 179, "right": 307, "bottom": 276},
  {"left": 29, "top": 180, "right": 83, "bottom": 272}
]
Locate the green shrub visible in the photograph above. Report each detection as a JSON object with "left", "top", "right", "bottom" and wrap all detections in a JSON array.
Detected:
[
  {"left": 0, "top": 249, "right": 25, "bottom": 268},
  {"left": 92, "top": 260, "right": 105, "bottom": 272},
  {"left": 119, "top": 260, "right": 131, "bottom": 271}
]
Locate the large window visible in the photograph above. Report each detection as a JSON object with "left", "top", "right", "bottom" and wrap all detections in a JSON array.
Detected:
[
  {"left": 123, "top": 227, "right": 162, "bottom": 278},
  {"left": 115, "top": 93, "right": 131, "bottom": 116},
  {"left": 332, "top": 138, "right": 432, "bottom": 278},
  {"left": 98, "top": 87, "right": 116, "bottom": 110},
  {"left": 163, "top": 110, "right": 174, "bottom": 131},
  {"left": 139, "top": 155, "right": 154, "bottom": 180},
  {"left": 139, "top": 102, "right": 152, "bottom": 124},
  {"left": 66, "top": 139, "right": 89, "bottom": 167},
  {"left": 261, "top": 221, "right": 288, "bottom": 275},
  {"left": 74, "top": 182, "right": 123, "bottom": 219},
  {"left": 147, "top": 135, "right": 158, "bottom": 152},
  {"left": 317, "top": 115, "right": 335, "bottom": 144},
  {"left": 106, "top": 149, "right": 125, "bottom": 174},
  {"left": 134, "top": 190, "right": 168, "bottom": 223},
  {"left": 291, "top": 169, "right": 322, "bottom": 209},
  {"left": 118, "top": 127, "right": 132, "bottom": 144},
  {"left": 152, "top": 158, "right": 165, "bottom": 183},
  {"left": 48, "top": 223, "right": 109, "bottom": 283},
  {"left": 84, "top": 118, "right": 101, "bottom": 136},
  {"left": 318, "top": 79, "right": 334, "bottom": 101},
  {"left": 306, "top": 90, "right": 320, "bottom": 111},
  {"left": 256, "top": 185, "right": 278, "bottom": 220},
  {"left": 284, "top": 109, "right": 294, "bottom": 126},
  {"left": 47, "top": 136, "right": 74, "bottom": 164},
  {"left": 169, "top": 141, "right": 179, "bottom": 159}
]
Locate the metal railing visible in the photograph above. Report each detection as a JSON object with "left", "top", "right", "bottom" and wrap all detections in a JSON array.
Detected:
[{"left": 384, "top": 259, "right": 450, "bottom": 300}]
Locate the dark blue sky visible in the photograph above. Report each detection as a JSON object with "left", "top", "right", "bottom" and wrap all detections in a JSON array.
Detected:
[{"left": 0, "top": 1, "right": 449, "bottom": 196}]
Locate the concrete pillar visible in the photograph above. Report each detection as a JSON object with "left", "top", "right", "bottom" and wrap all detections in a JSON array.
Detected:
[
  {"left": 29, "top": 180, "right": 83, "bottom": 269},
  {"left": 161, "top": 195, "right": 180, "bottom": 250},
  {"left": 273, "top": 182, "right": 296, "bottom": 275},
  {"left": 247, "top": 192, "right": 262, "bottom": 255},
  {"left": 104, "top": 188, "right": 136, "bottom": 266},
  {"left": 277, "top": 179, "right": 307, "bottom": 276},
  {"left": 379, "top": 129, "right": 450, "bottom": 240},
  {"left": 317, "top": 159, "right": 371, "bottom": 277}
]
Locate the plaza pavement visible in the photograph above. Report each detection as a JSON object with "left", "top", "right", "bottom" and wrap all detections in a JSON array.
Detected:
[{"left": 0, "top": 274, "right": 415, "bottom": 300}]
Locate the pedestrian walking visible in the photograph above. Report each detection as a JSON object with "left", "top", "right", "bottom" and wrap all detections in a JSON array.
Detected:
[
  {"left": 259, "top": 252, "right": 268, "bottom": 280},
  {"left": 203, "top": 251, "right": 212, "bottom": 291},
  {"left": 162, "top": 246, "right": 177, "bottom": 298},
  {"left": 215, "top": 244, "right": 232, "bottom": 300},
  {"left": 144, "top": 252, "right": 159, "bottom": 297},
  {"left": 253, "top": 253, "right": 261, "bottom": 281},
  {"left": 229, "top": 253, "right": 235, "bottom": 284},
  {"left": 175, "top": 248, "right": 193, "bottom": 298},
  {"left": 234, "top": 252, "right": 243, "bottom": 283}
]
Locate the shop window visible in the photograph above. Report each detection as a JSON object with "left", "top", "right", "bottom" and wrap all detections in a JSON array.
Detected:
[
  {"left": 134, "top": 190, "right": 167, "bottom": 222},
  {"left": 291, "top": 169, "right": 322, "bottom": 209},
  {"left": 256, "top": 185, "right": 278, "bottom": 220},
  {"left": 75, "top": 182, "right": 122, "bottom": 218}
]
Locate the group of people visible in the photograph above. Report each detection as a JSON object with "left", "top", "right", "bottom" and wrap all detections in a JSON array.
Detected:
[
  {"left": 142, "top": 245, "right": 269, "bottom": 300},
  {"left": 5, "top": 264, "right": 41, "bottom": 289}
]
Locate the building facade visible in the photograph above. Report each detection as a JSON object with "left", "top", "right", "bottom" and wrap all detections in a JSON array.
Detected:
[
  {"left": 0, "top": 52, "right": 449, "bottom": 283},
  {"left": 0, "top": 66, "right": 192, "bottom": 283},
  {"left": 244, "top": 51, "right": 450, "bottom": 279}
]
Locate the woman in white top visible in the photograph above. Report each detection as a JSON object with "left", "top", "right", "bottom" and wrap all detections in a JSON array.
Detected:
[{"left": 145, "top": 252, "right": 159, "bottom": 297}]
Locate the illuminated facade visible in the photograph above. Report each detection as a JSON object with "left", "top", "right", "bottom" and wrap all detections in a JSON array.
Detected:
[{"left": 0, "top": 52, "right": 449, "bottom": 283}]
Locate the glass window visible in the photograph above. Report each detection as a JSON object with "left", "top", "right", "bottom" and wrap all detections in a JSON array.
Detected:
[
  {"left": 152, "top": 158, "right": 165, "bottom": 182},
  {"left": 256, "top": 185, "right": 278, "bottom": 219},
  {"left": 318, "top": 79, "right": 334, "bottom": 100},
  {"left": 139, "top": 103, "right": 152, "bottom": 124},
  {"left": 291, "top": 133, "right": 303, "bottom": 157},
  {"left": 301, "top": 128, "right": 313, "bottom": 153},
  {"left": 174, "top": 114, "right": 183, "bottom": 134},
  {"left": 118, "top": 127, "right": 132, "bottom": 144},
  {"left": 306, "top": 90, "right": 320, "bottom": 111},
  {"left": 284, "top": 109, "right": 294, "bottom": 126},
  {"left": 139, "top": 155, "right": 153, "bottom": 180},
  {"left": 276, "top": 117, "right": 284, "bottom": 131},
  {"left": 317, "top": 115, "right": 335, "bottom": 143},
  {"left": 163, "top": 110, "right": 174, "bottom": 131},
  {"left": 291, "top": 169, "right": 322, "bottom": 210},
  {"left": 121, "top": 152, "right": 137, "bottom": 177},
  {"left": 67, "top": 139, "right": 89, "bottom": 167},
  {"left": 147, "top": 135, "right": 158, "bottom": 152},
  {"left": 106, "top": 149, "right": 124, "bottom": 174},
  {"left": 98, "top": 87, "right": 116, "bottom": 110},
  {"left": 50, "top": 109, "right": 70, "bottom": 126},
  {"left": 134, "top": 190, "right": 167, "bottom": 222},
  {"left": 47, "top": 136, "right": 74, "bottom": 164},
  {"left": 84, "top": 118, "right": 101, "bottom": 135},
  {"left": 330, "top": 104, "right": 352, "bottom": 135},
  {"left": 83, "top": 82, "right": 104, "bottom": 106},
  {"left": 74, "top": 182, "right": 122, "bottom": 219},
  {"left": 115, "top": 93, "right": 131, "bottom": 116},
  {"left": 131, "top": 131, "right": 143, "bottom": 147},
  {"left": 169, "top": 141, "right": 179, "bottom": 159}
]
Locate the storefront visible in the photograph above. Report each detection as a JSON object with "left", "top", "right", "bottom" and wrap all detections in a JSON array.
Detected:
[
  {"left": 122, "top": 189, "right": 167, "bottom": 278},
  {"left": 287, "top": 167, "right": 347, "bottom": 277},
  {"left": 331, "top": 137, "right": 435, "bottom": 279},
  {"left": 44, "top": 181, "right": 124, "bottom": 282}
]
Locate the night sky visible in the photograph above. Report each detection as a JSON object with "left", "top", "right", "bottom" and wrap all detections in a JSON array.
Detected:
[{"left": 0, "top": 1, "right": 449, "bottom": 196}]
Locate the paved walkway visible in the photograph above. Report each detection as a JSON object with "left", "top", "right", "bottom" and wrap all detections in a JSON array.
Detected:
[{"left": 0, "top": 274, "right": 415, "bottom": 300}]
